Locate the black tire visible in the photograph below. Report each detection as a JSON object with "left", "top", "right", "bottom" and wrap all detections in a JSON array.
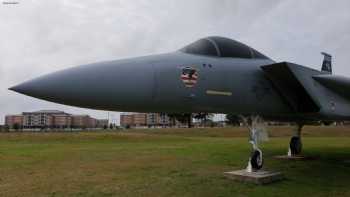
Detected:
[
  {"left": 250, "top": 149, "right": 263, "bottom": 170},
  {"left": 290, "top": 136, "right": 302, "bottom": 155}
]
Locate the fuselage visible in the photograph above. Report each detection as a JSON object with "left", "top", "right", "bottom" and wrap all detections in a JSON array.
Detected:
[
  {"left": 10, "top": 51, "right": 296, "bottom": 117},
  {"left": 14, "top": 36, "right": 350, "bottom": 122}
]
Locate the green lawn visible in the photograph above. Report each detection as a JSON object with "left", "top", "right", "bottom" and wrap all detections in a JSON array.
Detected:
[{"left": 0, "top": 126, "right": 350, "bottom": 196}]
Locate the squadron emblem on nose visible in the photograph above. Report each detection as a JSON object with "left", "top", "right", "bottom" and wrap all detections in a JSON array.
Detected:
[{"left": 181, "top": 67, "right": 198, "bottom": 88}]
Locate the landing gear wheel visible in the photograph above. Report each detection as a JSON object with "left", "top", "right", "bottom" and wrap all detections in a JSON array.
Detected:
[
  {"left": 250, "top": 149, "right": 263, "bottom": 170},
  {"left": 290, "top": 136, "right": 302, "bottom": 155}
]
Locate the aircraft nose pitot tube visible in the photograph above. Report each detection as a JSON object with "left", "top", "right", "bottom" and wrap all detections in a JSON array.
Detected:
[{"left": 10, "top": 59, "right": 155, "bottom": 112}]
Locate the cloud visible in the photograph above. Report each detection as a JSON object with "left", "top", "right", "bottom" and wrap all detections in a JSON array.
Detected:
[{"left": 0, "top": 0, "right": 350, "bottom": 124}]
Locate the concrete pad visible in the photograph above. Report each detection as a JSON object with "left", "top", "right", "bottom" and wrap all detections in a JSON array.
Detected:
[{"left": 224, "top": 170, "right": 284, "bottom": 185}]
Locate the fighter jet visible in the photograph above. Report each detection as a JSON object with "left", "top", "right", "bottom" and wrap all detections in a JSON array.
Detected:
[{"left": 10, "top": 36, "right": 346, "bottom": 170}]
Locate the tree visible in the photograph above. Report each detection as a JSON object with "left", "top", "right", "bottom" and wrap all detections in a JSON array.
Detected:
[
  {"left": 193, "top": 113, "right": 214, "bottom": 127},
  {"left": 166, "top": 113, "right": 192, "bottom": 128},
  {"left": 13, "top": 123, "right": 20, "bottom": 131},
  {"left": 167, "top": 113, "right": 179, "bottom": 127},
  {"left": 186, "top": 113, "right": 192, "bottom": 128},
  {"left": 3, "top": 126, "right": 8, "bottom": 132},
  {"left": 226, "top": 114, "right": 241, "bottom": 126}
]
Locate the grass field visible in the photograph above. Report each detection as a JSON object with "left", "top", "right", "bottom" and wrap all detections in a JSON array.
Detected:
[{"left": 1, "top": 126, "right": 350, "bottom": 197}]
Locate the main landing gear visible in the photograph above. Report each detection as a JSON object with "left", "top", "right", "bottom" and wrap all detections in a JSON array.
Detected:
[
  {"left": 288, "top": 123, "right": 303, "bottom": 157},
  {"left": 242, "top": 116, "right": 269, "bottom": 172}
]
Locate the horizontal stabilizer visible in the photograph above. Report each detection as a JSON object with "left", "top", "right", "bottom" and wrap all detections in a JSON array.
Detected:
[{"left": 313, "top": 75, "right": 350, "bottom": 99}]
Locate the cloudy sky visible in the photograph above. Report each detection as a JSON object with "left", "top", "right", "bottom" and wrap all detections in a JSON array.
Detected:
[{"left": 1, "top": 0, "right": 350, "bottom": 124}]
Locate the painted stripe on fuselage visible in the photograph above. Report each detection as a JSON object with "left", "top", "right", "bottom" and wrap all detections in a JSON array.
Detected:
[{"left": 206, "top": 90, "right": 232, "bottom": 96}]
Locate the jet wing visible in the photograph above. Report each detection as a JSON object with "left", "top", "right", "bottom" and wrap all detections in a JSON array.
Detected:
[{"left": 261, "top": 62, "right": 321, "bottom": 113}]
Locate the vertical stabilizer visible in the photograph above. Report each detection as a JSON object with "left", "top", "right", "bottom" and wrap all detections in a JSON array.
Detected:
[{"left": 321, "top": 52, "right": 332, "bottom": 74}]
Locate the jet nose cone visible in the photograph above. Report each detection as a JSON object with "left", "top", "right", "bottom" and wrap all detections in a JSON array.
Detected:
[
  {"left": 9, "top": 82, "right": 35, "bottom": 96},
  {"left": 8, "top": 86, "right": 17, "bottom": 92},
  {"left": 9, "top": 73, "right": 58, "bottom": 99},
  {"left": 9, "top": 66, "right": 95, "bottom": 105},
  {"left": 8, "top": 59, "right": 155, "bottom": 111}
]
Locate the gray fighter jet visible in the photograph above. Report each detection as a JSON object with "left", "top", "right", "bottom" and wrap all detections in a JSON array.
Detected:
[{"left": 10, "top": 36, "right": 347, "bottom": 170}]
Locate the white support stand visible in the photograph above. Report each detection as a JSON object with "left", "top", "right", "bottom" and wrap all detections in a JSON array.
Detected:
[
  {"left": 287, "top": 148, "right": 292, "bottom": 157},
  {"left": 246, "top": 159, "right": 253, "bottom": 173}
]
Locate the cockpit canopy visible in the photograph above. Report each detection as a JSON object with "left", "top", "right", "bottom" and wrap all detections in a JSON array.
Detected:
[{"left": 180, "top": 36, "right": 268, "bottom": 59}]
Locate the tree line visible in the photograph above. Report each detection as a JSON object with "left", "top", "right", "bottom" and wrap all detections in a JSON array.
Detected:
[{"left": 166, "top": 113, "right": 241, "bottom": 128}]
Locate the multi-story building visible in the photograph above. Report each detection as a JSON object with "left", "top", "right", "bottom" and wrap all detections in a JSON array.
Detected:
[
  {"left": 146, "top": 113, "right": 158, "bottom": 126},
  {"left": 52, "top": 114, "right": 72, "bottom": 128},
  {"left": 71, "top": 115, "right": 90, "bottom": 128},
  {"left": 23, "top": 110, "right": 67, "bottom": 128},
  {"left": 121, "top": 113, "right": 172, "bottom": 128},
  {"left": 88, "top": 117, "right": 97, "bottom": 128},
  {"left": 158, "top": 113, "right": 171, "bottom": 126},
  {"left": 5, "top": 110, "right": 108, "bottom": 130},
  {"left": 71, "top": 115, "right": 103, "bottom": 128},
  {"left": 146, "top": 113, "right": 171, "bottom": 127},
  {"left": 133, "top": 113, "right": 147, "bottom": 127},
  {"left": 120, "top": 114, "right": 133, "bottom": 127},
  {"left": 5, "top": 115, "right": 23, "bottom": 128},
  {"left": 120, "top": 113, "right": 147, "bottom": 128}
]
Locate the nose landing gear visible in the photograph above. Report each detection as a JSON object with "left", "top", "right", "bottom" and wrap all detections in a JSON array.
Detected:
[
  {"left": 224, "top": 116, "right": 284, "bottom": 184},
  {"left": 250, "top": 149, "right": 263, "bottom": 171},
  {"left": 242, "top": 116, "right": 268, "bottom": 172}
]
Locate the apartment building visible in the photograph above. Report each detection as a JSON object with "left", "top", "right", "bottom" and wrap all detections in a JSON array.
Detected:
[
  {"left": 5, "top": 115, "right": 23, "bottom": 128},
  {"left": 71, "top": 115, "right": 90, "bottom": 128},
  {"left": 120, "top": 114, "right": 133, "bottom": 127},
  {"left": 53, "top": 114, "right": 72, "bottom": 128},
  {"left": 22, "top": 110, "right": 68, "bottom": 128},
  {"left": 121, "top": 113, "right": 171, "bottom": 128},
  {"left": 5, "top": 110, "right": 108, "bottom": 129},
  {"left": 147, "top": 113, "right": 170, "bottom": 127},
  {"left": 133, "top": 113, "right": 147, "bottom": 127}
]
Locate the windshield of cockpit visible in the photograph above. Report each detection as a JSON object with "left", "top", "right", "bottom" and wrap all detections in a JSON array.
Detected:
[{"left": 180, "top": 37, "right": 268, "bottom": 59}]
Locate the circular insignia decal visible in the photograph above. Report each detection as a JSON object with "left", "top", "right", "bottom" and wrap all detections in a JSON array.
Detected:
[{"left": 181, "top": 67, "right": 198, "bottom": 88}]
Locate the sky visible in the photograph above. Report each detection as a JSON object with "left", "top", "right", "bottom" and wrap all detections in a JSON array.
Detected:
[{"left": 0, "top": 0, "right": 350, "bottom": 124}]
